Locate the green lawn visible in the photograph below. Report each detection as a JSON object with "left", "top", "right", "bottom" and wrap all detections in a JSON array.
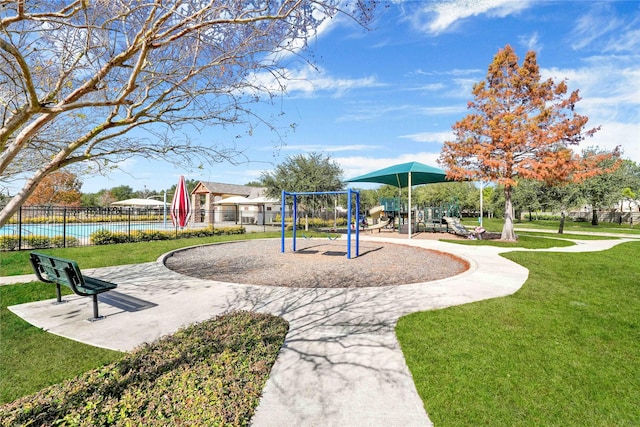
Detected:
[
  {"left": 442, "top": 234, "right": 576, "bottom": 249},
  {"left": 0, "top": 282, "right": 123, "bottom": 404},
  {"left": 396, "top": 241, "right": 640, "bottom": 426},
  {"left": 466, "top": 217, "right": 640, "bottom": 235}
]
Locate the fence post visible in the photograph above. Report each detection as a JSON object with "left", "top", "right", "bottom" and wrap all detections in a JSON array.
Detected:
[
  {"left": 18, "top": 206, "right": 23, "bottom": 251},
  {"left": 63, "top": 207, "right": 67, "bottom": 248}
]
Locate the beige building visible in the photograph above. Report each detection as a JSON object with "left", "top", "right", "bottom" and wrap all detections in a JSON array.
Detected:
[{"left": 191, "top": 181, "right": 279, "bottom": 225}]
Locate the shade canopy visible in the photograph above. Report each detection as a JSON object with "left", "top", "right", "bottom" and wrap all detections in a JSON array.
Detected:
[
  {"left": 347, "top": 161, "right": 449, "bottom": 188},
  {"left": 111, "top": 198, "right": 166, "bottom": 207},
  {"left": 347, "top": 161, "right": 451, "bottom": 239}
]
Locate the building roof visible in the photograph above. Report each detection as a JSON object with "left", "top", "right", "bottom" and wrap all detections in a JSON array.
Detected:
[{"left": 192, "top": 181, "right": 266, "bottom": 198}]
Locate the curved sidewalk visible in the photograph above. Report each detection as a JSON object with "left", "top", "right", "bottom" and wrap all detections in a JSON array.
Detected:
[{"left": 6, "top": 236, "right": 634, "bottom": 426}]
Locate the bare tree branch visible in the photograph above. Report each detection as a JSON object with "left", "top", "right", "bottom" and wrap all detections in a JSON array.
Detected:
[{"left": 0, "top": 0, "right": 377, "bottom": 225}]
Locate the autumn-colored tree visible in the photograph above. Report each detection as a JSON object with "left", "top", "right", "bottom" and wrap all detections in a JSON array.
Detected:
[
  {"left": 439, "top": 44, "right": 604, "bottom": 240},
  {"left": 25, "top": 171, "right": 82, "bottom": 207}
]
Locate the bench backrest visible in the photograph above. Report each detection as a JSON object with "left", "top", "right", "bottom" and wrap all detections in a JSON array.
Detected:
[{"left": 30, "top": 251, "right": 85, "bottom": 292}]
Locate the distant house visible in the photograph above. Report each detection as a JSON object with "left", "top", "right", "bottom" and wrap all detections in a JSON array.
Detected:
[{"left": 190, "top": 181, "right": 279, "bottom": 225}]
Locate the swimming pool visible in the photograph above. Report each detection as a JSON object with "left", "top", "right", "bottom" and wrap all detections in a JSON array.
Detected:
[{"left": 0, "top": 222, "right": 175, "bottom": 240}]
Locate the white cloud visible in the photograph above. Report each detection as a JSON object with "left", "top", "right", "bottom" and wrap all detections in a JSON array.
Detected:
[
  {"left": 404, "top": 0, "right": 533, "bottom": 35},
  {"left": 570, "top": 4, "right": 640, "bottom": 53},
  {"left": 606, "top": 28, "right": 640, "bottom": 53},
  {"left": 570, "top": 4, "right": 622, "bottom": 51},
  {"left": 279, "top": 144, "right": 379, "bottom": 152},
  {"left": 399, "top": 131, "right": 454, "bottom": 143},
  {"left": 519, "top": 31, "right": 542, "bottom": 53},
  {"left": 418, "top": 105, "right": 468, "bottom": 115},
  {"left": 541, "top": 60, "right": 640, "bottom": 126},
  {"left": 409, "top": 83, "right": 447, "bottom": 92},
  {"left": 249, "top": 64, "right": 383, "bottom": 98},
  {"left": 585, "top": 122, "right": 640, "bottom": 165},
  {"left": 336, "top": 103, "right": 415, "bottom": 122}
]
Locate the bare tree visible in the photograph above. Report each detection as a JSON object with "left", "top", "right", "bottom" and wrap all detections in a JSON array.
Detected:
[{"left": 0, "top": 0, "right": 376, "bottom": 225}]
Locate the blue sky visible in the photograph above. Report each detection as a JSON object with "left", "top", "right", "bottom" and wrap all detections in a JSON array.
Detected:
[{"left": 83, "top": 0, "right": 640, "bottom": 193}]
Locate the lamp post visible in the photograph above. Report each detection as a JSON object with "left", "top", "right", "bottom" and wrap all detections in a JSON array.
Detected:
[{"left": 479, "top": 181, "right": 484, "bottom": 228}]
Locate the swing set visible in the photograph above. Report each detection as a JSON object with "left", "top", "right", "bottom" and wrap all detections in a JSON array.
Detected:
[{"left": 280, "top": 189, "right": 360, "bottom": 259}]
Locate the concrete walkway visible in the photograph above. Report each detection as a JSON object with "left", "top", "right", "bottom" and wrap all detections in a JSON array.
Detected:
[{"left": 5, "top": 235, "right": 637, "bottom": 426}]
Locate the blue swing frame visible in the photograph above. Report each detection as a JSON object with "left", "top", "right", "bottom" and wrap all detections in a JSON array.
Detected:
[{"left": 280, "top": 189, "right": 360, "bottom": 259}]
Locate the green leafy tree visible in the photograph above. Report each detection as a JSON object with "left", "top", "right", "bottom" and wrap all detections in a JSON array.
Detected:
[
  {"left": 110, "top": 185, "right": 134, "bottom": 201},
  {"left": 619, "top": 160, "right": 640, "bottom": 222},
  {"left": 512, "top": 179, "right": 544, "bottom": 222},
  {"left": 355, "top": 188, "right": 381, "bottom": 216},
  {"left": 538, "top": 181, "right": 584, "bottom": 233},
  {"left": 578, "top": 147, "right": 624, "bottom": 225},
  {"left": 260, "top": 152, "right": 343, "bottom": 225}
]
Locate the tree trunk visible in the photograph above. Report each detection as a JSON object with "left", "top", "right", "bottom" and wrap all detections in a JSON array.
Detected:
[
  {"left": 559, "top": 211, "right": 565, "bottom": 234},
  {"left": 501, "top": 186, "right": 517, "bottom": 241},
  {"left": 591, "top": 209, "right": 599, "bottom": 226}
]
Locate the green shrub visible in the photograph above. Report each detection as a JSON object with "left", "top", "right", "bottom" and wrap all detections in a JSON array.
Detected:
[
  {"left": 25, "top": 235, "right": 51, "bottom": 249},
  {"left": 89, "top": 226, "right": 245, "bottom": 246},
  {"left": 0, "top": 311, "right": 288, "bottom": 427},
  {"left": 133, "top": 230, "right": 170, "bottom": 242},
  {"left": 90, "top": 229, "right": 133, "bottom": 245},
  {"left": 90, "top": 229, "right": 118, "bottom": 245},
  {"left": 50, "top": 236, "right": 80, "bottom": 248},
  {"left": 0, "top": 236, "right": 20, "bottom": 251}
]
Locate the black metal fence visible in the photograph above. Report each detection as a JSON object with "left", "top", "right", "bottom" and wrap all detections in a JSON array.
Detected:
[{"left": 0, "top": 206, "right": 272, "bottom": 251}]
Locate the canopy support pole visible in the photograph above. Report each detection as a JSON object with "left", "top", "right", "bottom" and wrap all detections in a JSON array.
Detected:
[{"left": 408, "top": 172, "right": 412, "bottom": 239}]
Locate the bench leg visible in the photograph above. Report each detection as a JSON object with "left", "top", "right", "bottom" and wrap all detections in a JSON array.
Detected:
[
  {"left": 52, "top": 283, "right": 67, "bottom": 305},
  {"left": 88, "top": 294, "right": 105, "bottom": 322}
]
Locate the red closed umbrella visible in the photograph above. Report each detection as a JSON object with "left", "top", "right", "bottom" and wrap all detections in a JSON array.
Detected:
[{"left": 170, "top": 176, "right": 192, "bottom": 228}]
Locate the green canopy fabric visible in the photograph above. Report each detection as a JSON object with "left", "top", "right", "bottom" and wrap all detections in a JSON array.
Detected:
[
  {"left": 347, "top": 161, "right": 449, "bottom": 187},
  {"left": 347, "top": 161, "right": 451, "bottom": 238}
]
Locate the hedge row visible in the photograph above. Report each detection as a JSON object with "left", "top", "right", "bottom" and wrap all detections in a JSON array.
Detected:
[
  {"left": 90, "top": 226, "right": 245, "bottom": 245},
  {"left": 273, "top": 215, "right": 348, "bottom": 226},
  {"left": 0, "top": 235, "right": 79, "bottom": 251},
  {"left": 0, "top": 311, "right": 289, "bottom": 427}
]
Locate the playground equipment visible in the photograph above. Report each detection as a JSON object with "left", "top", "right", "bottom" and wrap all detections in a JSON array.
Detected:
[
  {"left": 281, "top": 189, "right": 360, "bottom": 259},
  {"left": 379, "top": 197, "right": 461, "bottom": 233}
]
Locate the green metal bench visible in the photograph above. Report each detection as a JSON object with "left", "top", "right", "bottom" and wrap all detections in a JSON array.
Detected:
[{"left": 29, "top": 251, "right": 118, "bottom": 321}]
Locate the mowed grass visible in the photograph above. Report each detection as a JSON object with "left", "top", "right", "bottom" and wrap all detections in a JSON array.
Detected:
[
  {"left": 442, "top": 234, "right": 576, "bottom": 249},
  {"left": 396, "top": 241, "right": 640, "bottom": 426},
  {"left": 0, "top": 282, "right": 123, "bottom": 404},
  {"left": 466, "top": 217, "right": 640, "bottom": 235}
]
